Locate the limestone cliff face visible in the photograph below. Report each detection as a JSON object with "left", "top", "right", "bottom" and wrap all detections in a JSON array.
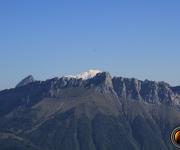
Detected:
[{"left": 112, "top": 77, "right": 180, "bottom": 107}]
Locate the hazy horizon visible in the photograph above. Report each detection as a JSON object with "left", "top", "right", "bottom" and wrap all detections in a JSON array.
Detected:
[{"left": 1, "top": 0, "right": 180, "bottom": 89}]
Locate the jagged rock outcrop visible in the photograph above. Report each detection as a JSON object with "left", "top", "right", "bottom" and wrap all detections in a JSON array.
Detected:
[
  {"left": 112, "top": 77, "right": 180, "bottom": 107},
  {"left": 16, "top": 75, "right": 35, "bottom": 88}
]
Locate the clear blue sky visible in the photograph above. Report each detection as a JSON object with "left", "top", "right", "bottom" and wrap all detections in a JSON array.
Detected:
[{"left": 0, "top": 0, "right": 180, "bottom": 89}]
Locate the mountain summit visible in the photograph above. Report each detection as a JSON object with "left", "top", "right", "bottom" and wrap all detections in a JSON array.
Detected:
[
  {"left": 16, "top": 75, "right": 35, "bottom": 88},
  {"left": 65, "top": 69, "right": 102, "bottom": 80},
  {"left": 0, "top": 71, "right": 180, "bottom": 150}
]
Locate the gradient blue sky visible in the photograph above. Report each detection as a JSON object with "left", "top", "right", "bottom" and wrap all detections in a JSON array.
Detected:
[{"left": 0, "top": 0, "right": 180, "bottom": 89}]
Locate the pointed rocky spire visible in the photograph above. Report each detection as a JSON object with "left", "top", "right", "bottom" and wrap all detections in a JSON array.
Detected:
[{"left": 16, "top": 75, "right": 35, "bottom": 88}]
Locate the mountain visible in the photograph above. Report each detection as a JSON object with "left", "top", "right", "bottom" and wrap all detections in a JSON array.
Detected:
[
  {"left": 16, "top": 75, "right": 35, "bottom": 88},
  {"left": 0, "top": 70, "right": 180, "bottom": 150}
]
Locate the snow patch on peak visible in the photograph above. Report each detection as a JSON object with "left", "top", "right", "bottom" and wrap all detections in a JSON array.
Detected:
[
  {"left": 65, "top": 69, "right": 102, "bottom": 80},
  {"left": 77, "top": 69, "right": 102, "bottom": 80}
]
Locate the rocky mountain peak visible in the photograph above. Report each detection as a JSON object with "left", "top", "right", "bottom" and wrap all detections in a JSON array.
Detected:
[
  {"left": 48, "top": 71, "right": 112, "bottom": 90},
  {"left": 65, "top": 69, "right": 102, "bottom": 80},
  {"left": 16, "top": 75, "right": 35, "bottom": 88}
]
